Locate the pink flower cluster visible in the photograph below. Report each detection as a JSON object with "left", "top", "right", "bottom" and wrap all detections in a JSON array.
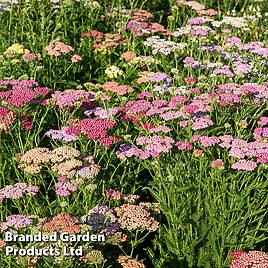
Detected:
[
  {"left": 253, "top": 128, "right": 268, "bottom": 142},
  {"left": 105, "top": 188, "right": 140, "bottom": 204},
  {"left": 55, "top": 176, "right": 78, "bottom": 197},
  {"left": 122, "top": 100, "right": 153, "bottom": 114},
  {"left": 257, "top": 117, "right": 268, "bottom": 126},
  {"left": 118, "top": 256, "right": 145, "bottom": 268},
  {"left": 137, "top": 136, "right": 174, "bottom": 155},
  {"left": 49, "top": 89, "right": 95, "bottom": 108},
  {"left": 22, "top": 52, "right": 38, "bottom": 62},
  {"left": 45, "top": 40, "right": 82, "bottom": 62},
  {"left": 216, "top": 83, "right": 268, "bottom": 100},
  {"left": 191, "top": 132, "right": 268, "bottom": 170},
  {"left": 213, "top": 66, "right": 235, "bottom": 78},
  {"left": 176, "top": 141, "right": 193, "bottom": 150},
  {"left": 66, "top": 118, "right": 120, "bottom": 147},
  {"left": 21, "top": 114, "right": 33, "bottom": 130},
  {"left": 191, "top": 115, "right": 214, "bottom": 130},
  {"left": 85, "top": 107, "right": 119, "bottom": 119},
  {"left": 231, "top": 160, "right": 257, "bottom": 171},
  {"left": 161, "top": 111, "right": 188, "bottom": 121},
  {"left": 46, "top": 126, "right": 78, "bottom": 142},
  {"left": 168, "top": 96, "right": 188, "bottom": 109},
  {"left": 137, "top": 71, "right": 171, "bottom": 84},
  {"left": 187, "top": 17, "right": 212, "bottom": 25},
  {"left": 0, "top": 80, "right": 50, "bottom": 107},
  {"left": 229, "top": 250, "right": 268, "bottom": 268},
  {"left": 0, "top": 183, "right": 39, "bottom": 203},
  {"left": 228, "top": 138, "right": 268, "bottom": 163},
  {"left": 149, "top": 125, "right": 171, "bottom": 133},
  {"left": 116, "top": 136, "right": 174, "bottom": 160},
  {"left": 137, "top": 92, "right": 154, "bottom": 99},
  {"left": 71, "top": 54, "right": 82, "bottom": 63},
  {"left": 177, "top": 0, "right": 217, "bottom": 16},
  {"left": 127, "top": 20, "right": 170, "bottom": 36}
]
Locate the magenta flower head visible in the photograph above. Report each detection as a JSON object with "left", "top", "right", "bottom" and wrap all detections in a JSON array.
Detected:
[{"left": 183, "top": 57, "right": 195, "bottom": 63}]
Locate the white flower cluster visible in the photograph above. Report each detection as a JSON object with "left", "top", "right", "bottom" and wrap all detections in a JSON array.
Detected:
[
  {"left": 211, "top": 16, "right": 253, "bottom": 28},
  {"left": 144, "top": 36, "right": 186, "bottom": 56},
  {"left": 0, "top": 0, "right": 18, "bottom": 14},
  {"left": 172, "top": 26, "right": 192, "bottom": 37},
  {"left": 0, "top": 0, "right": 100, "bottom": 12}
]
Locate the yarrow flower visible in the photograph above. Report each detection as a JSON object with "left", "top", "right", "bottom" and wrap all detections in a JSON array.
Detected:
[
  {"left": 118, "top": 256, "right": 145, "bottom": 268},
  {"left": 115, "top": 203, "right": 159, "bottom": 231},
  {"left": 191, "top": 116, "right": 214, "bottom": 130},
  {"left": 0, "top": 215, "right": 32, "bottom": 231},
  {"left": 144, "top": 36, "right": 186, "bottom": 55},
  {"left": 193, "top": 149, "right": 204, "bottom": 156},
  {"left": 102, "top": 82, "right": 134, "bottom": 95},
  {"left": 41, "top": 213, "right": 80, "bottom": 234},
  {"left": 45, "top": 40, "right": 74, "bottom": 57},
  {"left": 105, "top": 66, "right": 123, "bottom": 79},
  {"left": 0, "top": 183, "right": 39, "bottom": 203},
  {"left": 49, "top": 89, "right": 95, "bottom": 109},
  {"left": 176, "top": 141, "right": 193, "bottom": 150},
  {"left": 55, "top": 180, "right": 78, "bottom": 197},
  {"left": 0, "top": 106, "right": 16, "bottom": 132},
  {"left": 17, "top": 146, "right": 100, "bottom": 183},
  {"left": 0, "top": 80, "right": 50, "bottom": 107},
  {"left": 105, "top": 189, "right": 122, "bottom": 200},
  {"left": 81, "top": 30, "right": 127, "bottom": 50},
  {"left": 66, "top": 118, "right": 120, "bottom": 147},
  {"left": 257, "top": 117, "right": 268, "bottom": 126},
  {"left": 46, "top": 126, "right": 78, "bottom": 142},
  {"left": 121, "top": 51, "right": 137, "bottom": 61},
  {"left": 22, "top": 52, "right": 38, "bottom": 62},
  {"left": 229, "top": 250, "right": 268, "bottom": 268},
  {"left": 84, "top": 205, "right": 119, "bottom": 236},
  {"left": 3, "top": 43, "right": 30, "bottom": 59},
  {"left": 150, "top": 125, "right": 171, "bottom": 133},
  {"left": 116, "top": 136, "right": 174, "bottom": 160},
  {"left": 211, "top": 159, "right": 224, "bottom": 169},
  {"left": 231, "top": 160, "right": 257, "bottom": 171},
  {"left": 71, "top": 54, "right": 82, "bottom": 63},
  {"left": 80, "top": 249, "right": 105, "bottom": 265}
]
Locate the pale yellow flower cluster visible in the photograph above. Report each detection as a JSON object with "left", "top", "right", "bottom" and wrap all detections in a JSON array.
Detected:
[
  {"left": 1, "top": 43, "right": 39, "bottom": 64},
  {"left": 128, "top": 56, "right": 159, "bottom": 67},
  {"left": 105, "top": 65, "right": 123, "bottom": 79},
  {"left": 4, "top": 43, "right": 29, "bottom": 57}
]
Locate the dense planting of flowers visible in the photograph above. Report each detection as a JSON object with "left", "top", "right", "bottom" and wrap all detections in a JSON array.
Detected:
[{"left": 0, "top": 0, "right": 268, "bottom": 267}]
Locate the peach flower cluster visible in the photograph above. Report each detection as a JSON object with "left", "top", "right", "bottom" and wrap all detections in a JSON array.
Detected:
[
  {"left": 45, "top": 40, "right": 82, "bottom": 62},
  {"left": 102, "top": 82, "right": 134, "bottom": 95}
]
